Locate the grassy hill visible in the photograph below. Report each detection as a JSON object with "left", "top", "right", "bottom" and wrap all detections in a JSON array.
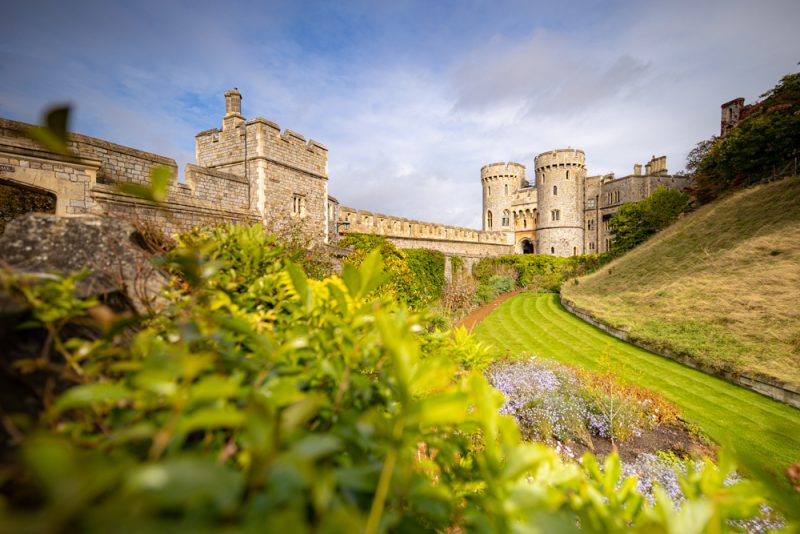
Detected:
[{"left": 561, "top": 176, "right": 800, "bottom": 386}]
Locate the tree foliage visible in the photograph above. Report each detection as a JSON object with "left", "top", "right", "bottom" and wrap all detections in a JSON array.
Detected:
[
  {"left": 692, "top": 72, "right": 800, "bottom": 203},
  {"left": 609, "top": 186, "right": 689, "bottom": 256}
]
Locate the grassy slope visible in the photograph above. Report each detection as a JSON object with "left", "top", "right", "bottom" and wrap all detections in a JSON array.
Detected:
[
  {"left": 472, "top": 292, "right": 800, "bottom": 469},
  {"left": 562, "top": 176, "right": 800, "bottom": 384}
]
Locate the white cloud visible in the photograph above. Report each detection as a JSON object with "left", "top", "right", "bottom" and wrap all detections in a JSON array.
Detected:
[{"left": 2, "top": 0, "right": 798, "bottom": 230}]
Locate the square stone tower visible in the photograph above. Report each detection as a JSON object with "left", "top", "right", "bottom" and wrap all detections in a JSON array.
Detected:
[{"left": 195, "top": 90, "right": 330, "bottom": 242}]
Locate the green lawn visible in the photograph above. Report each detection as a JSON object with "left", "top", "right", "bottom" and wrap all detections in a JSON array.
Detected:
[{"left": 472, "top": 292, "right": 800, "bottom": 470}]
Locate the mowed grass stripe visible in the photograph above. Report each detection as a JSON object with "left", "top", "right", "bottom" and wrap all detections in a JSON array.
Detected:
[
  {"left": 538, "top": 296, "right": 799, "bottom": 425},
  {"left": 536, "top": 298, "right": 798, "bottom": 441},
  {"left": 472, "top": 292, "right": 800, "bottom": 468}
]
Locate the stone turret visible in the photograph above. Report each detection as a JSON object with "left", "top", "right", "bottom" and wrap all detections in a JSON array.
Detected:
[
  {"left": 481, "top": 162, "right": 525, "bottom": 233},
  {"left": 534, "top": 149, "right": 586, "bottom": 256},
  {"left": 223, "top": 88, "right": 245, "bottom": 132},
  {"left": 721, "top": 97, "right": 745, "bottom": 137}
]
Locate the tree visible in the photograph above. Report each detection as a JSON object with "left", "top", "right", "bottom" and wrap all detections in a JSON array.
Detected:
[
  {"left": 693, "top": 72, "right": 800, "bottom": 203},
  {"left": 609, "top": 186, "right": 688, "bottom": 255}
]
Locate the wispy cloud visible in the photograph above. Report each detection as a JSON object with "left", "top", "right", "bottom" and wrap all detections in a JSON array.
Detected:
[{"left": 1, "top": 0, "right": 798, "bottom": 229}]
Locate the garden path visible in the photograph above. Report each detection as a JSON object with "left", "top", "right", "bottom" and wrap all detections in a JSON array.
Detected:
[{"left": 455, "top": 289, "right": 524, "bottom": 331}]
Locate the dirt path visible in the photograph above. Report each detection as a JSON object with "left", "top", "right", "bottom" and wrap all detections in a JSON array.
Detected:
[{"left": 455, "top": 289, "right": 525, "bottom": 332}]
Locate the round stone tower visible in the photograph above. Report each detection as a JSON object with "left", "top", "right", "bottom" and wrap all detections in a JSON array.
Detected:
[
  {"left": 481, "top": 162, "right": 525, "bottom": 232},
  {"left": 534, "top": 149, "right": 586, "bottom": 256}
]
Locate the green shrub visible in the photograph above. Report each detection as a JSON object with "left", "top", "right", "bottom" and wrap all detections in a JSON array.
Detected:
[
  {"left": 0, "top": 225, "right": 790, "bottom": 532},
  {"left": 404, "top": 248, "right": 445, "bottom": 303},
  {"left": 339, "top": 234, "right": 444, "bottom": 308},
  {"left": 474, "top": 283, "right": 496, "bottom": 304},
  {"left": 473, "top": 253, "right": 607, "bottom": 293},
  {"left": 488, "top": 274, "right": 515, "bottom": 294}
]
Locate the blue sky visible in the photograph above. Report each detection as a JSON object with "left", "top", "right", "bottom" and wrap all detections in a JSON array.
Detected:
[{"left": 1, "top": 0, "right": 798, "bottom": 228}]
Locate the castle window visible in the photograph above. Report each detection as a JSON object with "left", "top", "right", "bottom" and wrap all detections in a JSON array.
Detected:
[
  {"left": 553, "top": 185, "right": 558, "bottom": 195},
  {"left": 487, "top": 210, "right": 493, "bottom": 229},
  {"left": 589, "top": 241, "right": 595, "bottom": 251},
  {"left": 566, "top": 170, "right": 569, "bottom": 180},
  {"left": 551, "top": 246, "right": 555, "bottom": 255},
  {"left": 551, "top": 209, "right": 560, "bottom": 221},
  {"left": 292, "top": 194, "right": 306, "bottom": 217},
  {"left": 504, "top": 184, "right": 508, "bottom": 195},
  {"left": 588, "top": 219, "right": 594, "bottom": 230},
  {"left": 523, "top": 217, "right": 527, "bottom": 229},
  {"left": 573, "top": 246, "right": 577, "bottom": 256},
  {"left": 488, "top": 185, "right": 491, "bottom": 196},
  {"left": 502, "top": 209, "right": 510, "bottom": 227}
]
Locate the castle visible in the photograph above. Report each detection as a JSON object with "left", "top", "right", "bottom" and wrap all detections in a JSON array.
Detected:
[
  {"left": 0, "top": 88, "right": 701, "bottom": 271},
  {"left": 480, "top": 151, "right": 691, "bottom": 256}
]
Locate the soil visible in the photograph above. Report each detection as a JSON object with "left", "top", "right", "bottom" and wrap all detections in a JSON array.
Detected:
[
  {"left": 455, "top": 289, "right": 525, "bottom": 332},
  {"left": 567, "top": 423, "right": 714, "bottom": 463}
]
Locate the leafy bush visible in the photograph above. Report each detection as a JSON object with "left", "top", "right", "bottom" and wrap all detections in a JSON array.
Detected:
[
  {"left": 450, "top": 255, "right": 464, "bottom": 278},
  {"left": 488, "top": 274, "right": 515, "bottom": 294},
  {"left": 474, "top": 283, "right": 496, "bottom": 304},
  {"left": 0, "top": 224, "right": 792, "bottom": 532},
  {"left": 403, "top": 248, "right": 445, "bottom": 303},
  {"left": 473, "top": 253, "right": 608, "bottom": 293},
  {"left": 608, "top": 186, "right": 689, "bottom": 256},
  {"left": 339, "top": 234, "right": 444, "bottom": 308},
  {"left": 692, "top": 72, "right": 800, "bottom": 203}
]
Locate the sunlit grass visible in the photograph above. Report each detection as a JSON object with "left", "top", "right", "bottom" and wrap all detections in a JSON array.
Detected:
[
  {"left": 562, "top": 176, "right": 800, "bottom": 383},
  {"left": 472, "top": 292, "right": 800, "bottom": 469}
]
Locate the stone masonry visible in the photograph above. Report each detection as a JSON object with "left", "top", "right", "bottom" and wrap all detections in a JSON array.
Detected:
[
  {"left": 482, "top": 150, "right": 692, "bottom": 256},
  {"left": 0, "top": 88, "right": 695, "bottom": 262}
]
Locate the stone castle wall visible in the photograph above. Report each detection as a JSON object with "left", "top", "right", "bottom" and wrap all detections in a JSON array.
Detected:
[
  {"left": 338, "top": 206, "right": 514, "bottom": 257},
  {"left": 0, "top": 118, "right": 256, "bottom": 234}
]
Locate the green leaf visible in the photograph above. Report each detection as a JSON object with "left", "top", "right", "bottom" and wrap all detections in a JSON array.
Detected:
[
  {"left": 287, "top": 262, "right": 312, "bottom": 311},
  {"left": 149, "top": 165, "right": 171, "bottom": 202},
  {"left": 176, "top": 407, "right": 246, "bottom": 433},
  {"left": 292, "top": 435, "right": 341, "bottom": 460},
  {"left": 55, "top": 383, "right": 132, "bottom": 411},
  {"left": 342, "top": 263, "right": 361, "bottom": 296},
  {"left": 26, "top": 106, "right": 71, "bottom": 155},
  {"left": 126, "top": 458, "right": 244, "bottom": 513}
]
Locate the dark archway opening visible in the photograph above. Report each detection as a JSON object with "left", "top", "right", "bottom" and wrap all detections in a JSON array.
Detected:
[
  {"left": 521, "top": 239, "right": 534, "bottom": 254},
  {"left": 0, "top": 180, "right": 57, "bottom": 234}
]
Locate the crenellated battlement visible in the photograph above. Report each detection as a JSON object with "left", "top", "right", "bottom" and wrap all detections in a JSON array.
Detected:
[{"left": 338, "top": 206, "right": 513, "bottom": 247}]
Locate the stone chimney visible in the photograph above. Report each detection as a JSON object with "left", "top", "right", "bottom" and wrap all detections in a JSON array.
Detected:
[
  {"left": 223, "top": 88, "right": 245, "bottom": 132},
  {"left": 634, "top": 163, "right": 642, "bottom": 176}
]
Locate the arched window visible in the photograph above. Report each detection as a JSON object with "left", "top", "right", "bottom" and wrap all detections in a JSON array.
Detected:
[
  {"left": 502, "top": 210, "right": 510, "bottom": 227},
  {"left": 566, "top": 170, "right": 570, "bottom": 180},
  {"left": 551, "top": 246, "right": 555, "bottom": 255},
  {"left": 487, "top": 210, "right": 493, "bottom": 229},
  {"left": 573, "top": 246, "right": 577, "bottom": 256},
  {"left": 488, "top": 185, "right": 491, "bottom": 196},
  {"left": 504, "top": 184, "right": 508, "bottom": 195},
  {"left": 553, "top": 185, "right": 558, "bottom": 195}
]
